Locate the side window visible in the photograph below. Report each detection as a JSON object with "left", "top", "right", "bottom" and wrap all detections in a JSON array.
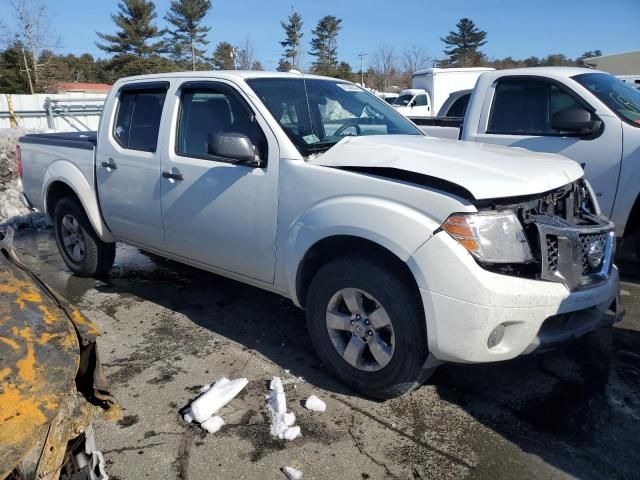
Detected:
[
  {"left": 414, "top": 94, "right": 429, "bottom": 107},
  {"left": 446, "top": 93, "right": 470, "bottom": 117},
  {"left": 488, "top": 79, "right": 583, "bottom": 135},
  {"left": 176, "top": 86, "right": 267, "bottom": 161},
  {"left": 113, "top": 88, "right": 166, "bottom": 152}
]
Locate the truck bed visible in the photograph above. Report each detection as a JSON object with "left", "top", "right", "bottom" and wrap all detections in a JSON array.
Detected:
[
  {"left": 20, "top": 131, "right": 97, "bottom": 150},
  {"left": 410, "top": 117, "right": 463, "bottom": 140},
  {"left": 19, "top": 131, "right": 97, "bottom": 215}
]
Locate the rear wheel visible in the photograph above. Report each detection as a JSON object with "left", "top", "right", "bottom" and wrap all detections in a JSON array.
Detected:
[
  {"left": 305, "top": 255, "right": 435, "bottom": 399},
  {"left": 53, "top": 198, "right": 115, "bottom": 277}
]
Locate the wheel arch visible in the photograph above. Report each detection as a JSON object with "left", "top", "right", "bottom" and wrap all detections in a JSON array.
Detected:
[
  {"left": 43, "top": 161, "right": 115, "bottom": 242},
  {"left": 295, "top": 235, "right": 423, "bottom": 310}
]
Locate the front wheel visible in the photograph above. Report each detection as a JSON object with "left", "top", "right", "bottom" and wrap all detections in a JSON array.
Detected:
[
  {"left": 306, "top": 256, "right": 435, "bottom": 399},
  {"left": 53, "top": 197, "right": 115, "bottom": 277}
]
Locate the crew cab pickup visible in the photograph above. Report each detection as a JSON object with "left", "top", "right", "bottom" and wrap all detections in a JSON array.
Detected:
[
  {"left": 18, "top": 71, "right": 621, "bottom": 399},
  {"left": 416, "top": 67, "right": 640, "bottom": 259}
]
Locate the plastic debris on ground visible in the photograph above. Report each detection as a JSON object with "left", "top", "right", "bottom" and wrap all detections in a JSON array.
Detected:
[
  {"left": 182, "top": 377, "right": 248, "bottom": 433},
  {"left": 304, "top": 394, "right": 326, "bottom": 412},
  {"left": 282, "top": 466, "right": 303, "bottom": 479},
  {"left": 267, "top": 376, "right": 302, "bottom": 440}
]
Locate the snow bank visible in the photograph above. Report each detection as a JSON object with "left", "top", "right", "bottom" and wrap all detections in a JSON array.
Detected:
[
  {"left": 0, "top": 127, "right": 50, "bottom": 229},
  {"left": 282, "top": 466, "right": 303, "bottom": 479},
  {"left": 267, "top": 376, "right": 302, "bottom": 441},
  {"left": 304, "top": 395, "right": 326, "bottom": 413}
]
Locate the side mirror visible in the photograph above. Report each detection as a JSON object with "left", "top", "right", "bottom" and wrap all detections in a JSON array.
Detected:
[
  {"left": 551, "top": 107, "right": 600, "bottom": 134},
  {"left": 207, "top": 132, "right": 263, "bottom": 167},
  {"left": 409, "top": 100, "right": 415, "bottom": 108}
]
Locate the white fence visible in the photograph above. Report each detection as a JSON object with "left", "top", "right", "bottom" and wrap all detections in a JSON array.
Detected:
[{"left": 0, "top": 93, "right": 107, "bottom": 131}]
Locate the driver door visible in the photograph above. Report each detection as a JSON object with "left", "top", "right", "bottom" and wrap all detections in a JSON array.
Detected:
[{"left": 159, "top": 81, "right": 279, "bottom": 283}]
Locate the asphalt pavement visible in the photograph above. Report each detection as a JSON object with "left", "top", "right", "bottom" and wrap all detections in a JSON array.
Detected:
[{"left": 12, "top": 230, "right": 640, "bottom": 480}]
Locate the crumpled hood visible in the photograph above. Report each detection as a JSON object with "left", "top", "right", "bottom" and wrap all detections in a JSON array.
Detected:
[{"left": 311, "top": 135, "right": 583, "bottom": 200}]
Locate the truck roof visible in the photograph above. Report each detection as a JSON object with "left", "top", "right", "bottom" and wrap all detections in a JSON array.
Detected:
[
  {"left": 413, "top": 67, "right": 494, "bottom": 76},
  {"left": 490, "top": 66, "right": 603, "bottom": 78},
  {"left": 112, "top": 70, "right": 339, "bottom": 85}
]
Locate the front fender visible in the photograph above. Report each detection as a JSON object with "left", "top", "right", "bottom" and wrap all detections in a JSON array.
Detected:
[
  {"left": 282, "top": 195, "right": 441, "bottom": 305},
  {"left": 43, "top": 161, "right": 115, "bottom": 242}
]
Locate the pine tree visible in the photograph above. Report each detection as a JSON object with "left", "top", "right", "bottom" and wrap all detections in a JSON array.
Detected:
[
  {"left": 211, "top": 41, "right": 235, "bottom": 70},
  {"left": 96, "top": 0, "right": 167, "bottom": 76},
  {"left": 280, "top": 11, "right": 303, "bottom": 70},
  {"left": 277, "top": 59, "right": 292, "bottom": 72},
  {"left": 309, "top": 15, "right": 342, "bottom": 76},
  {"left": 0, "top": 41, "right": 31, "bottom": 94},
  {"left": 334, "top": 61, "right": 354, "bottom": 81},
  {"left": 165, "top": 0, "right": 212, "bottom": 70},
  {"left": 440, "top": 18, "right": 487, "bottom": 67}
]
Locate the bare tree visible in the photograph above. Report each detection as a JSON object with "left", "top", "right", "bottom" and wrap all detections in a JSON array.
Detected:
[
  {"left": 10, "top": 0, "right": 59, "bottom": 93},
  {"left": 236, "top": 35, "right": 261, "bottom": 70},
  {"left": 370, "top": 44, "right": 398, "bottom": 92},
  {"left": 402, "top": 45, "right": 431, "bottom": 74}
]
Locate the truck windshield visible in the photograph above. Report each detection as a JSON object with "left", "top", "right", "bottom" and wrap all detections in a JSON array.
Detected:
[
  {"left": 393, "top": 94, "right": 414, "bottom": 106},
  {"left": 573, "top": 72, "right": 640, "bottom": 126},
  {"left": 247, "top": 77, "right": 422, "bottom": 156}
]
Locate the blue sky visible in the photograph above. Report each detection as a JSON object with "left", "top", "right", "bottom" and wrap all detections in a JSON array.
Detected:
[{"left": 3, "top": 0, "right": 639, "bottom": 69}]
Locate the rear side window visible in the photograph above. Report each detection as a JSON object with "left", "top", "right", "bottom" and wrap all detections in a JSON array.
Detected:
[
  {"left": 446, "top": 93, "right": 470, "bottom": 117},
  {"left": 488, "top": 79, "right": 582, "bottom": 135},
  {"left": 113, "top": 88, "right": 167, "bottom": 152}
]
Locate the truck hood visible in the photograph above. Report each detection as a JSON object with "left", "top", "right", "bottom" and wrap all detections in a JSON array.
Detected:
[{"left": 311, "top": 135, "right": 583, "bottom": 200}]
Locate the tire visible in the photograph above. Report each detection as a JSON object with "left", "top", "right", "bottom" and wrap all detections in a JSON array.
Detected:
[
  {"left": 305, "top": 255, "right": 434, "bottom": 399},
  {"left": 53, "top": 197, "right": 115, "bottom": 277}
]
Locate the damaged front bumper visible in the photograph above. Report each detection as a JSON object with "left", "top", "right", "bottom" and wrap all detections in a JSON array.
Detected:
[
  {"left": 410, "top": 231, "right": 621, "bottom": 364},
  {"left": 0, "top": 228, "right": 118, "bottom": 480}
]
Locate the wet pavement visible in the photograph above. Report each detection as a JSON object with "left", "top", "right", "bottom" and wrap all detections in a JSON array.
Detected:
[{"left": 11, "top": 230, "right": 640, "bottom": 480}]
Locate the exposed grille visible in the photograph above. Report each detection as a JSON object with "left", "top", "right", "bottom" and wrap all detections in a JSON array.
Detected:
[
  {"left": 546, "top": 235, "right": 559, "bottom": 272},
  {"left": 579, "top": 232, "right": 608, "bottom": 275},
  {"left": 538, "top": 224, "right": 613, "bottom": 290}
]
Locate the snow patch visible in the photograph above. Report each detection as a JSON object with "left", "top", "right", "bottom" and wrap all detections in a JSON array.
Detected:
[
  {"left": 201, "top": 415, "right": 225, "bottom": 433},
  {"left": 0, "top": 128, "right": 50, "bottom": 229},
  {"left": 190, "top": 377, "right": 248, "bottom": 423},
  {"left": 182, "top": 376, "right": 248, "bottom": 434},
  {"left": 267, "top": 376, "right": 302, "bottom": 441},
  {"left": 282, "top": 466, "right": 303, "bottom": 479},
  {"left": 304, "top": 395, "right": 326, "bottom": 413}
]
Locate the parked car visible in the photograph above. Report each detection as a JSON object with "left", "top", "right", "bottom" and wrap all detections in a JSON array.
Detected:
[
  {"left": 18, "top": 71, "right": 621, "bottom": 399},
  {"left": 417, "top": 67, "right": 640, "bottom": 260},
  {"left": 379, "top": 92, "right": 399, "bottom": 104},
  {"left": 392, "top": 67, "right": 493, "bottom": 118}
]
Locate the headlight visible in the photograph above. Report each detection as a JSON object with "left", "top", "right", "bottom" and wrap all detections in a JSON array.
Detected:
[{"left": 441, "top": 211, "right": 533, "bottom": 263}]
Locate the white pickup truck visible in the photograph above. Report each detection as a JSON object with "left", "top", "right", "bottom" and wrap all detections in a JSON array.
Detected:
[
  {"left": 417, "top": 67, "right": 640, "bottom": 259},
  {"left": 18, "top": 71, "right": 621, "bottom": 399}
]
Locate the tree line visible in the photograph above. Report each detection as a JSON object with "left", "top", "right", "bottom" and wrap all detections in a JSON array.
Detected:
[{"left": 0, "top": 0, "right": 602, "bottom": 94}]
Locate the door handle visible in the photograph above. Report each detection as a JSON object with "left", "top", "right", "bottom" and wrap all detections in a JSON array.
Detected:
[
  {"left": 162, "top": 169, "right": 183, "bottom": 181},
  {"left": 101, "top": 158, "right": 117, "bottom": 170}
]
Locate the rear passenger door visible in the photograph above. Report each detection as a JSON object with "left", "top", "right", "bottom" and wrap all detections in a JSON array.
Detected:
[
  {"left": 471, "top": 76, "right": 622, "bottom": 216},
  {"left": 96, "top": 82, "right": 169, "bottom": 250},
  {"left": 159, "top": 81, "right": 279, "bottom": 283}
]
